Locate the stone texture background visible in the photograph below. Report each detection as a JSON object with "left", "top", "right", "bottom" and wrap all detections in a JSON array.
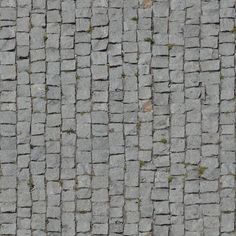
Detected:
[{"left": 0, "top": 0, "right": 236, "bottom": 235}]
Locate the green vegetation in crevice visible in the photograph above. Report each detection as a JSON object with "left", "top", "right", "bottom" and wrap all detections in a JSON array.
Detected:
[
  {"left": 198, "top": 165, "right": 208, "bottom": 176},
  {"left": 144, "top": 37, "right": 154, "bottom": 44}
]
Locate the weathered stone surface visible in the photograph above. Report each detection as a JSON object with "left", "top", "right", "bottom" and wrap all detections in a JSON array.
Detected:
[{"left": 1, "top": 1, "right": 236, "bottom": 235}]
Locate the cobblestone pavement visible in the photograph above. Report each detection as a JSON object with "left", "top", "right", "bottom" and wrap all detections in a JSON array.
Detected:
[{"left": 0, "top": 0, "right": 236, "bottom": 235}]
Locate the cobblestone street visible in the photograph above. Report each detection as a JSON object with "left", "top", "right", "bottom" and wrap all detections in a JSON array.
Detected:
[{"left": 0, "top": 0, "right": 236, "bottom": 235}]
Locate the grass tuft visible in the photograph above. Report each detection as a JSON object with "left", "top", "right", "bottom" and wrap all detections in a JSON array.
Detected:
[
  {"left": 131, "top": 17, "right": 138, "bottom": 22},
  {"left": 87, "top": 25, "right": 93, "bottom": 33},
  {"left": 167, "top": 44, "right": 174, "bottom": 49},
  {"left": 28, "top": 177, "right": 35, "bottom": 190},
  {"left": 43, "top": 33, "right": 48, "bottom": 42},
  {"left": 160, "top": 138, "right": 167, "bottom": 144},
  {"left": 168, "top": 176, "right": 174, "bottom": 183},
  {"left": 198, "top": 165, "right": 208, "bottom": 176},
  {"left": 231, "top": 27, "right": 236, "bottom": 33},
  {"left": 136, "top": 121, "right": 141, "bottom": 130},
  {"left": 140, "top": 160, "right": 145, "bottom": 168},
  {"left": 59, "top": 180, "right": 63, "bottom": 187},
  {"left": 144, "top": 37, "right": 154, "bottom": 44}
]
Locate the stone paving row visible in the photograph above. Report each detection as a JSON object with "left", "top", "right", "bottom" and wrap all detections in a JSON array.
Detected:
[{"left": 0, "top": 0, "right": 236, "bottom": 235}]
